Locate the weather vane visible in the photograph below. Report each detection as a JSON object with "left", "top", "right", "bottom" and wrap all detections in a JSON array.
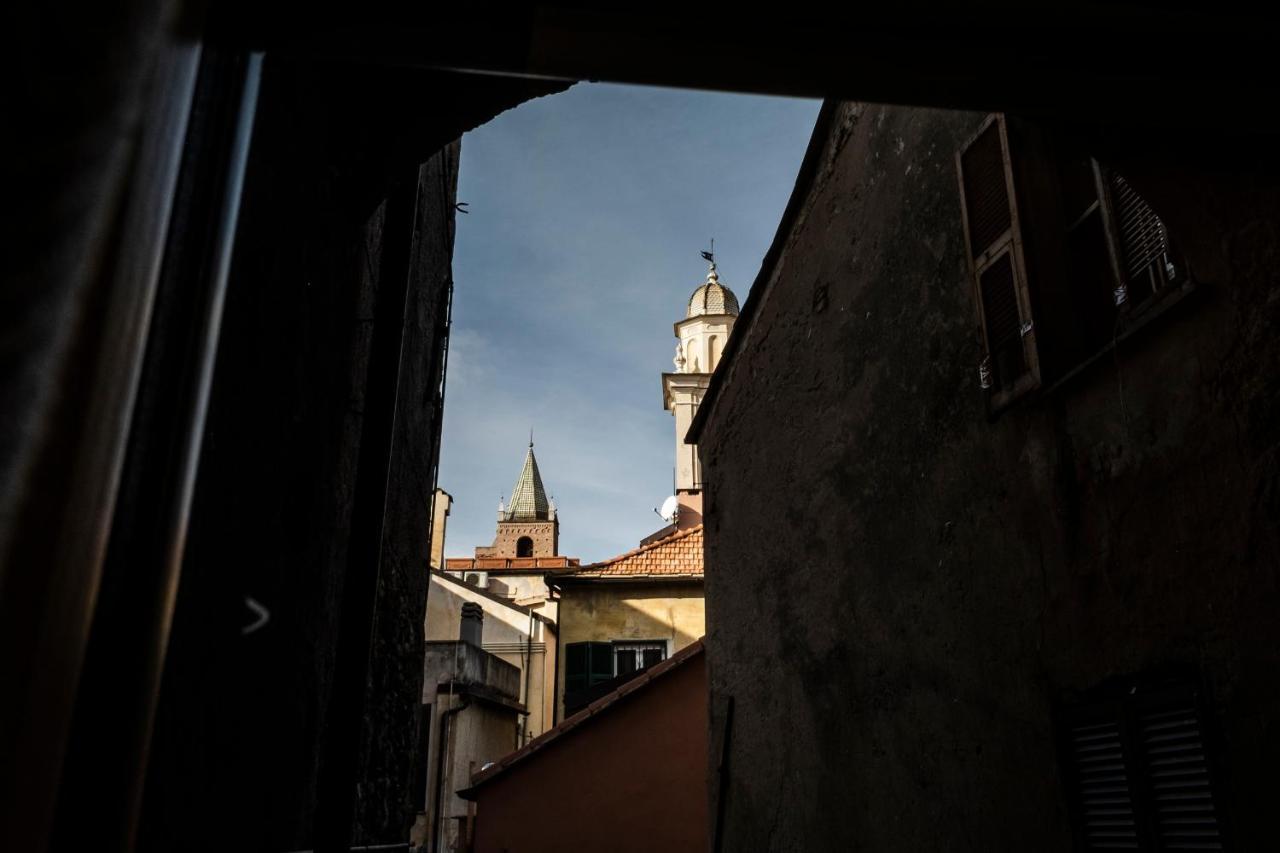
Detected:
[{"left": 700, "top": 238, "right": 715, "bottom": 266}]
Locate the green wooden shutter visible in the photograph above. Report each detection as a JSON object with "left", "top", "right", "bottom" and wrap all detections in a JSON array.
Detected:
[
  {"left": 565, "top": 642, "right": 589, "bottom": 695},
  {"left": 956, "top": 114, "right": 1040, "bottom": 408},
  {"left": 588, "top": 642, "right": 615, "bottom": 687}
]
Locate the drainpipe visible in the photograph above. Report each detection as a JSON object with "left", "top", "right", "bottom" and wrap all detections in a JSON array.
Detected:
[
  {"left": 431, "top": 688, "right": 469, "bottom": 853},
  {"left": 523, "top": 610, "right": 533, "bottom": 743}
]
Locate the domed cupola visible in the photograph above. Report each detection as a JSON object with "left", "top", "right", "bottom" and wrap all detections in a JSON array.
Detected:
[
  {"left": 686, "top": 261, "right": 740, "bottom": 318},
  {"left": 662, "top": 248, "right": 741, "bottom": 502}
]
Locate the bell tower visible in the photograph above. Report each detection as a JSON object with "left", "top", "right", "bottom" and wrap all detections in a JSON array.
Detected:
[
  {"left": 474, "top": 439, "right": 560, "bottom": 558},
  {"left": 661, "top": 250, "right": 740, "bottom": 528}
]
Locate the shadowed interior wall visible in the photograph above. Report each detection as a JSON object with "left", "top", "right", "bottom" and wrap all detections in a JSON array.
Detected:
[
  {"left": 132, "top": 56, "right": 566, "bottom": 852},
  {"left": 700, "top": 102, "right": 1280, "bottom": 851}
]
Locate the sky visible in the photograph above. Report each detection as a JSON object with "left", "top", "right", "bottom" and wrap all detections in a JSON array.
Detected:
[{"left": 438, "top": 82, "right": 820, "bottom": 562}]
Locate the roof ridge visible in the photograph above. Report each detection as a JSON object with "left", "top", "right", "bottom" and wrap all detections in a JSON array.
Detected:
[
  {"left": 575, "top": 523, "right": 703, "bottom": 571},
  {"left": 460, "top": 640, "right": 706, "bottom": 796},
  {"left": 429, "top": 568, "right": 555, "bottom": 626}
]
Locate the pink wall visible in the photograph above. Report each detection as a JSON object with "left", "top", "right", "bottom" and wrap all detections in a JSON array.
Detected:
[{"left": 470, "top": 652, "right": 707, "bottom": 853}]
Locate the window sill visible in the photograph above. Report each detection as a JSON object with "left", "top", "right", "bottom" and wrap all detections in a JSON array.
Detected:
[{"left": 1038, "top": 277, "right": 1199, "bottom": 401}]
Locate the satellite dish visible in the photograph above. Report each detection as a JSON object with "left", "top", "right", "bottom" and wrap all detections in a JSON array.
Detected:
[{"left": 659, "top": 495, "right": 680, "bottom": 523}]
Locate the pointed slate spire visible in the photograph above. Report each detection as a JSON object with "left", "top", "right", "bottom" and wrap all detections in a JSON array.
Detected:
[{"left": 505, "top": 440, "right": 550, "bottom": 520}]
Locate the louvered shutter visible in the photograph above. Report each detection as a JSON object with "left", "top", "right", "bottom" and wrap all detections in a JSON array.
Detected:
[
  {"left": 565, "top": 642, "right": 589, "bottom": 695},
  {"left": 588, "top": 642, "right": 615, "bottom": 686},
  {"left": 1064, "top": 712, "right": 1143, "bottom": 850},
  {"left": 1059, "top": 683, "right": 1227, "bottom": 852},
  {"left": 956, "top": 115, "right": 1040, "bottom": 404},
  {"left": 1134, "top": 698, "right": 1225, "bottom": 850},
  {"left": 1108, "top": 173, "right": 1175, "bottom": 300}
]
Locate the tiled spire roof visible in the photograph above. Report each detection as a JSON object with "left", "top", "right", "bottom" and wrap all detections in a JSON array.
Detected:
[{"left": 505, "top": 441, "right": 549, "bottom": 520}]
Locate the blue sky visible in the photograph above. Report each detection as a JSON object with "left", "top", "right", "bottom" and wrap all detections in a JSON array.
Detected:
[{"left": 438, "top": 83, "right": 819, "bottom": 562}]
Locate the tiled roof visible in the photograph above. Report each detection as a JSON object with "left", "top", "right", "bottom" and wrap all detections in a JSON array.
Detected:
[
  {"left": 686, "top": 265, "right": 740, "bottom": 318},
  {"left": 445, "top": 557, "right": 579, "bottom": 571},
  {"left": 560, "top": 525, "right": 703, "bottom": 580},
  {"left": 459, "top": 640, "right": 705, "bottom": 798},
  {"left": 506, "top": 443, "right": 549, "bottom": 520}
]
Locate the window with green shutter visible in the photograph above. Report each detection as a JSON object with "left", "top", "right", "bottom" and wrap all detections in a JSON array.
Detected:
[{"left": 564, "top": 641, "right": 615, "bottom": 705}]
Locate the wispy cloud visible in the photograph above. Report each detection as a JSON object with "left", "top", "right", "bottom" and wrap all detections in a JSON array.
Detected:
[{"left": 438, "top": 83, "right": 819, "bottom": 562}]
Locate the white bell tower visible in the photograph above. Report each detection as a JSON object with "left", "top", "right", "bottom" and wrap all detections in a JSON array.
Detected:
[{"left": 660, "top": 249, "right": 740, "bottom": 528}]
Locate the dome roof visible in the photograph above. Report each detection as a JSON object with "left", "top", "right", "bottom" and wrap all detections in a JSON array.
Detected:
[{"left": 686, "top": 265, "right": 740, "bottom": 318}]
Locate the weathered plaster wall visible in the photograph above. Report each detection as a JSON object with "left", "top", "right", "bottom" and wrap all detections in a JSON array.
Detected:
[
  {"left": 701, "top": 102, "right": 1280, "bottom": 850},
  {"left": 555, "top": 582, "right": 704, "bottom": 719},
  {"left": 416, "top": 694, "right": 520, "bottom": 853},
  {"left": 426, "top": 574, "right": 556, "bottom": 740}
]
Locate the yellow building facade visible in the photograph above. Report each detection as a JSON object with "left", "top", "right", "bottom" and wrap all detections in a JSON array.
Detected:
[{"left": 550, "top": 525, "right": 706, "bottom": 721}]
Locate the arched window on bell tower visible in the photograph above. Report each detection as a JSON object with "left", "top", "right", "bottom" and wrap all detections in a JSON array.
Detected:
[{"left": 516, "top": 536, "right": 534, "bottom": 557}]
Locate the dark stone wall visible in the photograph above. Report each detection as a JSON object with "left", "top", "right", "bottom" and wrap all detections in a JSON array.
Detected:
[
  {"left": 353, "top": 146, "right": 463, "bottom": 845},
  {"left": 134, "top": 57, "right": 565, "bottom": 852},
  {"left": 701, "top": 102, "right": 1280, "bottom": 851}
]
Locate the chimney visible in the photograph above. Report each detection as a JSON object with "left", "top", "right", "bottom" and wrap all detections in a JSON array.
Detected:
[{"left": 460, "top": 602, "right": 484, "bottom": 648}]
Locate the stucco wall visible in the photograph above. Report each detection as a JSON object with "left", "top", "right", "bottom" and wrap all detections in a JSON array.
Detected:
[
  {"left": 701, "top": 102, "right": 1280, "bottom": 850},
  {"left": 416, "top": 693, "right": 521, "bottom": 853},
  {"left": 470, "top": 651, "right": 708, "bottom": 853},
  {"left": 426, "top": 575, "right": 556, "bottom": 740},
  {"left": 555, "top": 581, "right": 704, "bottom": 720}
]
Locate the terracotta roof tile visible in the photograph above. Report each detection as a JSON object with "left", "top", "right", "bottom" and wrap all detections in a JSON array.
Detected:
[
  {"left": 444, "top": 556, "right": 580, "bottom": 571},
  {"left": 560, "top": 525, "right": 703, "bottom": 579}
]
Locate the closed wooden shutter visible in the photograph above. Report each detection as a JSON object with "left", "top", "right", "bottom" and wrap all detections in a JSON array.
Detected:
[
  {"left": 1135, "top": 701, "right": 1224, "bottom": 850},
  {"left": 956, "top": 114, "right": 1039, "bottom": 406},
  {"left": 1064, "top": 714, "right": 1142, "bottom": 849},
  {"left": 1058, "top": 682, "right": 1227, "bottom": 852},
  {"left": 565, "top": 642, "right": 589, "bottom": 695},
  {"left": 588, "top": 642, "right": 614, "bottom": 686}
]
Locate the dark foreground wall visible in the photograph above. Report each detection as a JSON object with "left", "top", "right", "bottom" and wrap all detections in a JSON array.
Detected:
[
  {"left": 700, "top": 102, "right": 1280, "bottom": 851},
  {"left": 120, "top": 58, "right": 565, "bottom": 852}
]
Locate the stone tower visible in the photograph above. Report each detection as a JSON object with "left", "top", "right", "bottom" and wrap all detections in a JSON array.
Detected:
[
  {"left": 474, "top": 441, "right": 560, "bottom": 558},
  {"left": 661, "top": 255, "right": 740, "bottom": 528}
]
